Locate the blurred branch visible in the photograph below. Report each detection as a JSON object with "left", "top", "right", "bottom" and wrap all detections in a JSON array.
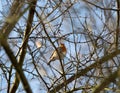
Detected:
[
  {"left": 49, "top": 49, "right": 120, "bottom": 92},
  {"left": 10, "top": 0, "right": 37, "bottom": 93},
  {"left": 0, "top": 1, "right": 29, "bottom": 38},
  {"left": 116, "top": 0, "right": 120, "bottom": 49},
  {"left": 93, "top": 69, "right": 119, "bottom": 93},
  {"left": 0, "top": 1, "right": 33, "bottom": 93},
  {"left": 83, "top": 0, "right": 120, "bottom": 11},
  {"left": 7, "top": 65, "right": 13, "bottom": 93},
  {"left": 66, "top": 86, "right": 93, "bottom": 93},
  {"left": 0, "top": 39, "right": 32, "bottom": 93}
]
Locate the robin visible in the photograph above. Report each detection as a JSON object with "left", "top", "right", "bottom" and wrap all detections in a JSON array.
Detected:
[{"left": 47, "top": 43, "right": 67, "bottom": 65}]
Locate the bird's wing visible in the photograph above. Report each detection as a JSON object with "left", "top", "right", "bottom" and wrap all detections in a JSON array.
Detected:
[
  {"left": 47, "top": 46, "right": 63, "bottom": 65},
  {"left": 57, "top": 47, "right": 62, "bottom": 53},
  {"left": 49, "top": 50, "right": 56, "bottom": 59}
]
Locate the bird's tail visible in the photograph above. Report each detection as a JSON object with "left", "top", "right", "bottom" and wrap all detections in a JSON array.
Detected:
[{"left": 47, "top": 60, "right": 52, "bottom": 65}]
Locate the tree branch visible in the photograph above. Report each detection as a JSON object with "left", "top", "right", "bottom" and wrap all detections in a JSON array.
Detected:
[
  {"left": 0, "top": 39, "right": 32, "bottom": 93},
  {"left": 83, "top": 0, "right": 120, "bottom": 11},
  {"left": 10, "top": 0, "right": 37, "bottom": 93},
  {"left": 49, "top": 49, "right": 120, "bottom": 92},
  {"left": 116, "top": 0, "right": 120, "bottom": 49},
  {"left": 93, "top": 69, "right": 119, "bottom": 93},
  {"left": 1, "top": 0, "right": 28, "bottom": 37}
]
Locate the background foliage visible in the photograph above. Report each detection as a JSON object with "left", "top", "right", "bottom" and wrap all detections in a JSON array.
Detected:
[{"left": 0, "top": 0, "right": 120, "bottom": 93}]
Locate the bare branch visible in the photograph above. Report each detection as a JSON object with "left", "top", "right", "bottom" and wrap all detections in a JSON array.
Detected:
[
  {"left": 10, "top": 0, "right": 37, "bottom": 93},
  {"left": 49, "top": 49, "right": 120, "bottom": 92},
  {"left": 93, "top": 69, "right": 119, "bottom": 93}
]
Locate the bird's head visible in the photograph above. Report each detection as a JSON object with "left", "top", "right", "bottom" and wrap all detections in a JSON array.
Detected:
[{"left": 60, "top": 43, "right": 67, "bottom": 52}]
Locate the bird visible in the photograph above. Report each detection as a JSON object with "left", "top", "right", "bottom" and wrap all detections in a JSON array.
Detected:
[{"left": 47, "top": 43, "right": 67, "bottom": 65}]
